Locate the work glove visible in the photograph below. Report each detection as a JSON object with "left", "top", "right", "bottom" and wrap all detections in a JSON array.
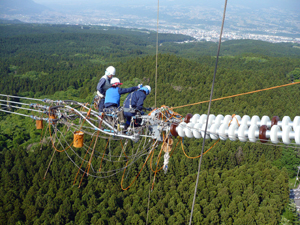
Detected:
[
  {"left": 137, "top": 84, "right": 143, "bottom": 88},
  {"left": 97, "top": 91, "right": 104, "bottom": 98}
]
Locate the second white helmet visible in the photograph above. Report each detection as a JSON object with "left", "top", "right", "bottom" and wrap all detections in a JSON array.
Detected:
[
  {"left": 111, "top": 77, "right": 123, "bottom": 86},
  {"left": 105, "top": 66, "right": 116, "bottom": 76}
]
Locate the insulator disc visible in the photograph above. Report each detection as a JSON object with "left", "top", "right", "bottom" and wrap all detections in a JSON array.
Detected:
[
  {"left": 251, "top": 115, "right": 260, "bottom": 127},
  {"left": 185, "top": 123, "right": 194, "bottom": 138},
  {"left": 170, "top": 123, "right": 179, "bottom": 137},
  {"left": 201, "top": 124, "right": 210, "bottom": 139},
  {"left": 223, "top": 115, "right": 232, "bottom": 127},
  {"left": 249, "top": 125, "right": 258, "bottom": 142},
  {"left": 193, "top": 123, "right": 202, "bottom": 139},
  {"left": 177, "top": 122, "right": 186, "bottom": 137},
  {"left": 271, "top": 116, "right": 280, "bottom": 127},
  {"left": 282, "top": 116, "right": 291, "bottom": 128},
  {"left": 210, "top": 124, "right": 219, "bottom": 140},
  {"left": 218, "top": 123, "right": 228, "bottom": 141},
  {"left": 293, "top": 116, "right": 300, "bottom": 131},
  {"left": 270, "top": 125, "right": 280, "bottom": 144},
  {"left": 231, "top": 115, "right": 241, "bottom": 126},
  {"left": 215, "top": 114, "right": 224, "bottom": 126},
  {"left": 228, "top": 124, "right": 238, "bottom": 141},
  {"left": 208, "top": 114, "right": 216, "bottom": 125},
  {"left": 295, "top": 126, "right": 300, "bottom": 145},
  {"left": 238, "top": 124, "right": 248, "bottom": 142},
  {"left": 199, "top": 114, "right": 207, "bottom": 124},
  {"left": 259, "top": 125, "right": 268, "bottom": 143},
  {"left": 241, "top": 115, "right": 250, "bottom": 127},
  {"left": 191, "top": 114, "right": 200, "bottom": 124},
  {"left": 282, "top": 125, "right": 291, "bottom": 144},
  {"left": 184, "top": 114, "right": 193, "bottom": 123},
  {"left": 261, "top": 116, "right": 270, "bottom": 126}
]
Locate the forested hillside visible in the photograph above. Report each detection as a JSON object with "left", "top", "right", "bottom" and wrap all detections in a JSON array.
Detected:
[{"left": 0, "top": 24, "right": 300, "bottom": 224}]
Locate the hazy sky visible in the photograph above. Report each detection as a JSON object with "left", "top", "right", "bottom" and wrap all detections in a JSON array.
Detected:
[{"left": 32, "top": 0, "right": 300, "bottom": 10}]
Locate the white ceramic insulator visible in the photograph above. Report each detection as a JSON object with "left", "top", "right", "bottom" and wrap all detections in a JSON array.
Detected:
[
  {"left": 238, "top": 124, "right": 248, "bottom": 142},
  {"left": 293, "top": 116, "right": 300, "bottom": 131},
  {"left": 282, "top": 125, "right": 291, "bottom": 144},
  {"left": 215, "top": 114, "right": 224, "bottom": 126},
  {"left": 282, "top": 116, "right": 291, "bottom": 128},
  {"left": 260, "top": 116, "right": 270, "bottom": 127},
  {"left": 248, "top": 125, "right": 258, "bottom": 142},
  {"left": 191, "top": 114, "right": 200, "bottom": 124},
  {"left": 295, "top": 126, "right": 300, "bottom": 145},
  {"left": 241, "top": 115, "right": 251, "bottom": 127},
  {"left": 223, "top": 115, "right": 232, "bottom": 127},
  {"left": 270, "top": 125, "right": 280, "bottom": 144},
  {"left": 176, "top": 122, "right": 186, "bottom": 137},
  {"left": 198, "top": 114, "right": 207, "bottom": 124},
  {"left": 201, "top": 123, "right": 211, "bottom": 139},
  {"left": 185, "top": 123, "right": 194, "bottom": 138},
  {"left": 208, "top": 114, "right": 216, "bottom": 125},
  {"left": 231, "top": 115, "right": 241, "bottom": 127},
  {"left": 228, "top": 124, "right": 238, "bottom": 141},
  {"left": 193, "top": 123, "right": 202, "bottom": 139},
  {"left": 210, "top": 124, "right": 219, "bottom": 140},
  {"left": 218, "top": 123, "right": 228, "bottom": 141},
  {"left": 251, "top": 115, "right": 260, "bottom": 127}
]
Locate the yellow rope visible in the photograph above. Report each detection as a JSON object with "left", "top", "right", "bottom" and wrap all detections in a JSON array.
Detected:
[
  {"left": 181, "top": 138, "right": 220, "bottom": 159},
  {"left": 170, "top": 81, "right": 300, "bottom": 110}
]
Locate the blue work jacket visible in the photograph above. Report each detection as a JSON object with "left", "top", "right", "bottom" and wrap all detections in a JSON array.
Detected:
[{"left": 104, "top": 86, "right": 138, "bottom": 108}]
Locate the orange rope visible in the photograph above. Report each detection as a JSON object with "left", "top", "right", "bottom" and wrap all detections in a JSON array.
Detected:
[
  {"left": 181, "top": 138, "right": 220, "bottom": 159},
  {"left": 170, "top": 81, "right": 300, "bottom": 110},
  {"left": 151, "top": 133, "right": 170, "bottom": 190},
  {"left": 228, "top": 114, "right": 240, "bottom": 127},
  {"left": 121, "top": 141, "right": 158, "bottom": 191}
]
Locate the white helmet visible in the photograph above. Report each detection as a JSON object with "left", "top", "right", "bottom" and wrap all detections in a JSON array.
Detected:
[
  {"left": 105, "top": 66, "right": 116, "bottom": 76},
  {"left": 111, "top": 77, "right": 123, "bottom": 86},
  {"left": 141, "top": 85, "right": 151, "bottom": 95}
]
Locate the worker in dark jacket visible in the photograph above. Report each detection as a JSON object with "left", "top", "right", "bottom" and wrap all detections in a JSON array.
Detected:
[
  {"left": 123, "top": 85, "right": 151, "bottom": 127},
  {"left": 104, "top": 78, "right": 142, "bottom": 110},
  {"left": 96, "top": 66, "right": 115, "bottom": 112}
]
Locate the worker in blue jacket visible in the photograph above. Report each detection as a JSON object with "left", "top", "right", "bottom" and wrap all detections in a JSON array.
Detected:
[
  {"left": 123, "top": 85, "right": 151, "bottom": 127},
  {"left": 104, "top": 78, "right": 142, "bottom": 110},
  {"left": 96, "top": 66, "right": 115, "bottom": 112}
]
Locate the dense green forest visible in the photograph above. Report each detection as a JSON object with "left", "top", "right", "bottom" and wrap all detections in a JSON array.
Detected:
[{"left": 1, "top": 24, "right": 300, "bottom": 224}]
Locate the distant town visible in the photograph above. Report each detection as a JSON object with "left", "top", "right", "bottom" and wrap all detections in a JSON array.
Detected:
[{"left": 1, "top": 4, "right": 300, "bottom": 44}]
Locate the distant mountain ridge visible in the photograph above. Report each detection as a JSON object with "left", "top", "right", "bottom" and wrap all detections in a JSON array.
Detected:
[
  {"left": 0, "top": 0, "right": 49, "bottom": 15},
  {"left": 0, "top": 18, "right": 24, "bottom": 24}
]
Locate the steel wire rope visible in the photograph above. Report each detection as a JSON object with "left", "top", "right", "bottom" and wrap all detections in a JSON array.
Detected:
[
  {"left": 59, "top": 134, "right": 142, "bottom": 178},
  {"left": 0, "top": 109, "right": 35, "bottom": 118},
  {"left": 0, "top": 94, "right": 44, "bottom": 102},
  {"left": 125, "top": 136, "right": 145, "bottom": 179},
  {"left": 0, "top": 99, "right": 33, "bottom": 106},
  {"left": 0, "top": 103, "right": 44, "bottom": 113},
  {"left": 189, "top": 0, "right": 228, "bottom": 223},
  {"left": 121, "top": 140, "right": 158, "bottom": 190},
  {"left": 155, "top": 0, "right": 160, "bottom": 108},
  {"left": 56, "top": 126, "right": 153, "bottom": 175}
]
